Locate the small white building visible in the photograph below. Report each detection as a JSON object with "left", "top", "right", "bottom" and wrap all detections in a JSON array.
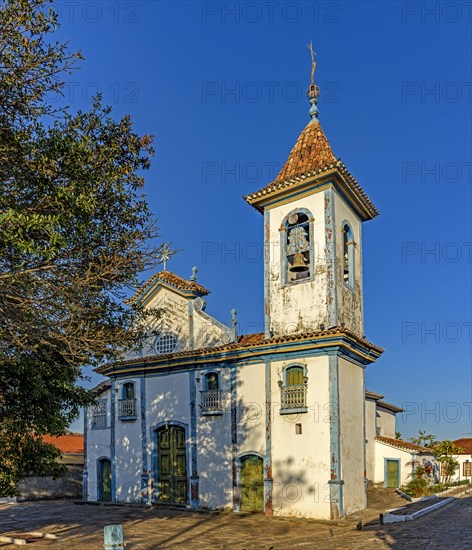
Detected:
[
  {"left": 451, "top": 438, "right": 472, "bottom": 482},
  {"left": 85, "top": 78, "right": 387, "bottom": 519}
]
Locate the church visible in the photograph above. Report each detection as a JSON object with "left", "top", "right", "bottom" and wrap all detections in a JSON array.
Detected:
[{"left": 85, "top": 62, "right": 389, "bottom": 520}]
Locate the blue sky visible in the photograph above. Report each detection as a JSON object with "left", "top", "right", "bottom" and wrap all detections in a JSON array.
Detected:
[{"left": 62, "top": 1, "right": 471, "bottom": 440}]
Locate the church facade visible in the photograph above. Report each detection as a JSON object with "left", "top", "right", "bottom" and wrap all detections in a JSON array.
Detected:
[{"left": 84, "top": 77, "right": 385, "bottom": 520}]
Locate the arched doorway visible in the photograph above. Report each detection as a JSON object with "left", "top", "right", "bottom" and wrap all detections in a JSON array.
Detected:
[
  {"left": 240, "top": 454, "right": 264, "bottom": 512},
  {"left": 156, "top": 424, "right": 188, "bottom": 503},
  {"left": 98, "top": 458, "right": 111, "bottom": 501}
]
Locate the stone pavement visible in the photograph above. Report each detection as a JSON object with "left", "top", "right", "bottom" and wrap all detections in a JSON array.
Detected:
[{"left": 0, "top": 493, "right": 470, "bottom": 549}]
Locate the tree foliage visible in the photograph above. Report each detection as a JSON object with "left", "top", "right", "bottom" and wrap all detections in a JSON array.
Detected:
[
  {"left": 433, "top": 440, "right": 463, "bottom": 485},
  {"left": 0, "top": 0, "right": 161, "bottom": 495}
]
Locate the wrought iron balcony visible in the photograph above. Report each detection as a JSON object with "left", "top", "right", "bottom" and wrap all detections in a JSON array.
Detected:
[
  {"left": 118, "top": 398, "right": 137, "bottom": 420},
  {"left": 279, "top": 384, "right": 308, "bottom": 414},
  {"left": 200, "top": 390, "right": 223, "bottom": 415}
]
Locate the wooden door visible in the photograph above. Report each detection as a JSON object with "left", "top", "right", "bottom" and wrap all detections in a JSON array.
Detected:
[
  {"left": 240, "top": 455, "right": 264, "bottom": 512},
  {"left": 386, "top": 460, "right": 399, "bottom": 488},
  {"left": 99, "top": 458, "right": 112, "bottom": 501},
  {"left": 157, "top": 425, "right": 187, "bottom": 503}
]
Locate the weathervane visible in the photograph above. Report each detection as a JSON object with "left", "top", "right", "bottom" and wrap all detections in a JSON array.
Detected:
[
  {"left": 307, "top": 41, "right": 316, "bottom": 86},
  {"left": 159, "top": 244, "right": 171, "bottom": 271},
  {"left": 307, "top": 41, "right": 320, "bottom": 119}
]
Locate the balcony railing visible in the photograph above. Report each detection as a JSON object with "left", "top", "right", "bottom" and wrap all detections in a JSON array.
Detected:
[
  {"left": 118, "top": 398, "right": 137, "bottom": 419},
  {"left": 200, "top": 390, "right": 223, "bottom": 415},
  {"left": 280, "top": 384, "right": 307, "bottom": 414}
]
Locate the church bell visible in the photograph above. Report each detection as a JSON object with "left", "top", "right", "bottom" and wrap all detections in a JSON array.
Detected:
[{"left": 290, "top": 252, "right": 309, "bottom": 273}]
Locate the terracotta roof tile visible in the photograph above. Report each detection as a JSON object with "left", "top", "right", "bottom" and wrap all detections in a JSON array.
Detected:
[
  {"left": 453, "top": 438, "right": 472, "bottom": 454},
  {"left": 125, "top": 270, "right": 209, "bottom": 304},
  {"left": 244, "top": 119, "right": 378, "bottom": 220},
  {"left": 42, "top": 434, "right": 84, "bottom": 455},
  {"left": 97, "top": 326, "right": 383, "bottom": 373},
  {"left": 274, "top": 119, "right": 337, "bottom": 183},
  {"left": 375, "top": 436, "right": 431, "bottom": 453}
]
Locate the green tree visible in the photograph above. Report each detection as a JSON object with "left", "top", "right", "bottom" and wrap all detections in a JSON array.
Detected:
[
  {"left": 433, "top": 441, "right": 463, "bottom": 485},
  {"left": 0, "top": 0, "right": 162, "bottom": 495},
  {"left": 410, "top": 430, "right": 436, "bottom": 448}
]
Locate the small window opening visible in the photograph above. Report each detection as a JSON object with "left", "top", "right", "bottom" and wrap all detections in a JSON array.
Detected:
[{"left": 286, "top": 211, "right": 311, "bottom": 283}]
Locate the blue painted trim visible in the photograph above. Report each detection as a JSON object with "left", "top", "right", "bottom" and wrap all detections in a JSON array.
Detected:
[
  {"left": 140, "top": 375, "right": 148, "bottom": 504},
  {"left": 100, "top": 334, "right": 381, "bottom": 378},
  {"left": 362, "top": 368, "right": 367, "bottom": 508},
  {"left": 341, "top": 219, "right": 355, "bottom": 291},
  {"left": 254, "top": 175, "right": 374, "bottom": 222},
  {"left": 230, "top": 365, "right": 239, "bottom": 511},
  {"left": 328, "top": 355, "right": 343, "bottom": 518},
  {"left": 97, "top": 456, "right": 111, "bottom": 501},
  {"left": 149, "top": 421, "right": 190, "bottom": 503},
  {"left": 279, "top": 207, "right": 315, "bottom": 287},
  {"left": 384, "top": 458, "right": 401, "bottom": 488},
  {"left": 325, "top": 187, "right": 338, "bottom": 328},
  {"left": 83, "top": 405, "right": 88, "bottom": 500},
  {"left": 264, "top": 210, "right": 271, "bottom": 338},
  {"left": 189, "top": 370, "right": 199, "bottom": 508},
  {"left": 264, "top": 358, "right": 272, "bottom": 514},
  {"left": 110, "top": 378, "right": 116, "bottom": 502},
  {"left": 188, "top": 300, "right": 195, "bottom": 351}
]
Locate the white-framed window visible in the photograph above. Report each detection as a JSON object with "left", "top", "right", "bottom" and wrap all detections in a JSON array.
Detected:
[
  {"left": 279, "top": 365, "right": 308, "bottom": 414},
  {"left": 91, "top": 399, "right": 107, "bottom": 429},
  {"left": 200, "top": 371, "right": 223, "bottom": 415},
  {"left": 154, "top": 333, "right": 177, "bottom": 354}
]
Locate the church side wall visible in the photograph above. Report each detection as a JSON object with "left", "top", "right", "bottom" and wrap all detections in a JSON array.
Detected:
[
  {"left": 376, "top": 408, "right": 397, "bottom": 438},
  {"left": 333, "top": 191, "right": 364, "bottom": 335},
  {"left": 338, "top": 358, "right": 366, "bottom": 515},
  {"left": 86, "top": 391, "right": 111, "bottom": 501},
  {"left": 267, "top": 193, "right": 327, "bottom": 337},
  {"left": 365, "top": 398, "right": 377, "bottom": 482},
  {"left": 271, "top": 355, "right": 331, "bottom": 519},
  {"left": 196, "top": 367, "right": 232, "bottom": 509},
  {"left": 114, "top": 377, "right": 144, "bottom": 502}
]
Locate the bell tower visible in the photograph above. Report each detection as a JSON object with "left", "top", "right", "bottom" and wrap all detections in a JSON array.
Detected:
[{"left": 244, "top": 48, "right": 379, "bottom": 338}]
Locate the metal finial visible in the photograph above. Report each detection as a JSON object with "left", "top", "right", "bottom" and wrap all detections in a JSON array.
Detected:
[
  {"left": 159, "top": 244, "right": 171, "bottom": 271},
  {"left": 191, "top": 266, "right": 198, "bottom": 281},
  {"left": 307, "top": 41, "right": 320, "bottom": 120}
]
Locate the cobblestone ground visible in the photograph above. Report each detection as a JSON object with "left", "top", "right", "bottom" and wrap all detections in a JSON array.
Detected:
[{"left": 0, "top": 494, "right": 470, "bottom": 549}]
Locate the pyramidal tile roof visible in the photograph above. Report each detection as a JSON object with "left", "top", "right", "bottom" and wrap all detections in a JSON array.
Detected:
[
  {"left": 453, "top": 438, "right": 472, "bottom": 454},
  {"left": 274, "top": 119, "right": 337, "bottom": 183},
  {"left": 245, "top": 118, "right": 378, "bottom": 220},
  {"left": 125, "top": 270, "right": 209, "bottom": 304}
]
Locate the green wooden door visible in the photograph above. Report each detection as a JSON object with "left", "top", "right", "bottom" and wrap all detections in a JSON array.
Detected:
[
  {"left": 99, "top": 458, "right": 112, "bottom": 501},
  {"left": 157, "top": 426, "right": 187, "bottom": 503},
  {"left": 386, "top": 460, "right": 399, "bottom": 488},
  {"left": 240, "top": 455, "right": 264, "bottom": 512}
]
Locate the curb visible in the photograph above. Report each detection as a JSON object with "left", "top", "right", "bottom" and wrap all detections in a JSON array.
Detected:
[{"left": 383, "top": 489, "right": 469, "bottom": 524}]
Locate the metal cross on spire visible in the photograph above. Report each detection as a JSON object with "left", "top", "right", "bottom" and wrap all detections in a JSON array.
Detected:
[{"left": 159, "top": 244, "right": 171, "bottom": 271}]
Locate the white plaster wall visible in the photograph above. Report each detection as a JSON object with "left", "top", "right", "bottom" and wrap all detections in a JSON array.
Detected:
[
  {"left": 374, "top": 442, "right": 414, "bottom": 487},
  {"left": 271, "top": 356, "right": 331, "bottom": 519},
  {"left": 376, "top": 408, "right": 397, "bottom": 438},
  {"left": 451, "top": 454, "right": 472, "bottom": 482},
  {"left": 85, "top": 391, "right": 111, "bottom": 501},
  {"left": 365, "top": 398, "right": 377, "bottom": 482},
  {"left": 266, "top": 192, "right": 327, "bottom": 337},
  {"left": 193, "top": 309, "right": 231, "bottom": 350},
  {"left": 196, "top": 367, "right": 232, "bottom": 509},
  {"left": 333, "top": 191, "right": 364, "bottom": 335},
  {"left": 114, "top": 377, "right": 143, "bottom": 502},
  {"left": 145, "top": 372, "right": 190, "bottom": 501},
  {"left": 338, "top": 358, "right": 366, "bottom": 514}
]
